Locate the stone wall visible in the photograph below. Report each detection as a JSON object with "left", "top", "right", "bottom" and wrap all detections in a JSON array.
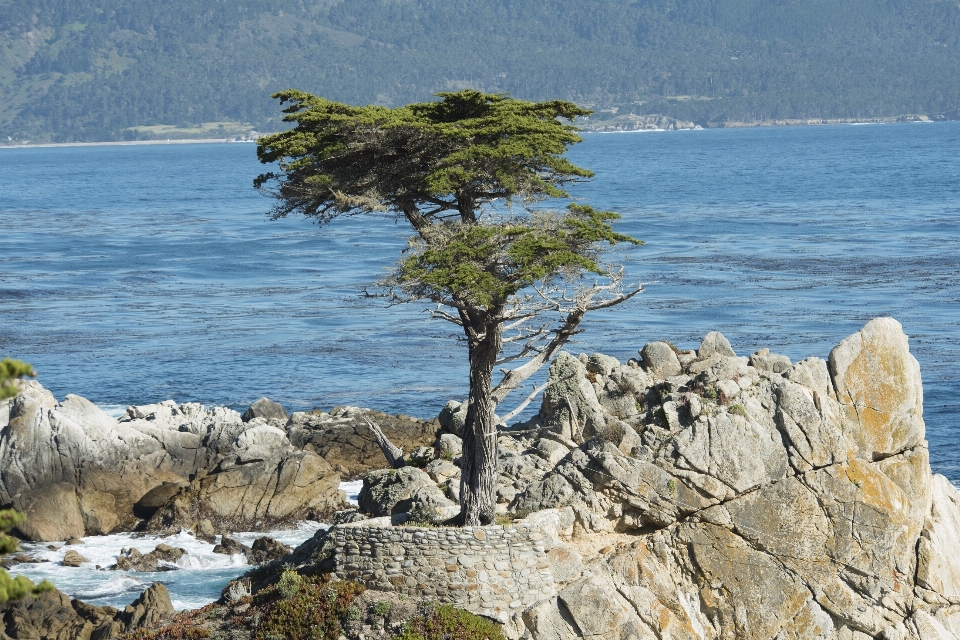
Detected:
[{"left": 332, "top": 520, "right": 556, "bottom": 622}]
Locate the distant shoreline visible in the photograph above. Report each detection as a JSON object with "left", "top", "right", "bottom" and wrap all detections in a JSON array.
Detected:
[
  {"left": 2, "top": 115, "right": 955, "bottom": 147},
  {"left": 0, "top": 138, "right": 256, "bottom": 149}
]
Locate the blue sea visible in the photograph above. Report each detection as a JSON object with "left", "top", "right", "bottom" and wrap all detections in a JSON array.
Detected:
[{"left": 1, "top": 124, "right": 958, "bottom": 493}]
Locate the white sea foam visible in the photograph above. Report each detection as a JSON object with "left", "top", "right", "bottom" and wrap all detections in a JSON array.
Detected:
[
  {"left": 341, "top": 479, "right": 363, "bottom": 505},
  {"left": 6, "top": 482, "right": 351, "bottom": 610}
]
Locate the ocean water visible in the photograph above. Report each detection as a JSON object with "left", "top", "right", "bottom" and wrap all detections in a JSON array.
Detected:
[{"left": 0, "top": 126, "right": 957, "bottom": 472}]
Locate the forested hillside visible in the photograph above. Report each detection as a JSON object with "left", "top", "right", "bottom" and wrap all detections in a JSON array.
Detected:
[{"left": 2, "top": 0, "right": 960, "bottom": 142}]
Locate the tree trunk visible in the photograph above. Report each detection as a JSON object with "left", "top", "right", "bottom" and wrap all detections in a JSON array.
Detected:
[{"left": 459, "top": 316, "right": 502, "bottom": 526}]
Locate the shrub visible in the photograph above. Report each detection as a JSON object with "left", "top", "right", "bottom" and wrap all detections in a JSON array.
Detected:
[
  {"left": 393, "top": 603, "right": 505, "bottom": 640},
  {"left": 728, "top": 404, "right": 748, "bottom": 418},
  {"left": 276, "top": 568, "right": 303, "bottom": 599},
  {"left": 255, "top": 576, "right": 364, "bottom": 640},
  {"left": 373, "top": 601, "right": 392, "bottom": 617}
]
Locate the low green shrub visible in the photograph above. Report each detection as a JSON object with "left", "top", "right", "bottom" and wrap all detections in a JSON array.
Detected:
[
  {"left": 255, "top": 576, "right": 364, "bottom": 640},
  {"left": 276, "top": 568, "right": 303, "bottom": 599},
  {"left": 393, "top": 603, "right": 505, "bottom": 640}
]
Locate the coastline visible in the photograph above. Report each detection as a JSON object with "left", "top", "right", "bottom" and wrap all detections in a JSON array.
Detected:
[
  {"left": 3, "top": 113, "right": 956, "bottom": 146},
  {"left": 0, "top": 138, "right": 256, "bottom": 150}
]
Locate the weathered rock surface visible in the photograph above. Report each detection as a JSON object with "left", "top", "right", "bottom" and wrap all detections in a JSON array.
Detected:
[
  {"left": 284, "top": 319, "right": 952, "bottom": 640},
  {"left": 240, "top": 397, "right": 288, "bottom": 424},
  {"left": 358, "top": 467, "right": 456, "bottom": 524},
  {"left": 110, "top": 544, "right": 186, "bottom": 572},
  {"left": 60, "top": 550, "right": 87, "bottom": 567},
  {"left": 287, "top": 406, "right": 440, "bottom": 478},
  {"left": 500, "top": 318, "right": 960, "bottom": 640},
  {"left": 0, "top": 582, "right": 172, "bottom": 640},
  {"left": 0, "top": 388, "right": 344, "bottom": 540}
]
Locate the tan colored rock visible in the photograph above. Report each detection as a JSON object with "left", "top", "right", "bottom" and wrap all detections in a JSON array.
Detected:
[
  {"left": 559, "top": 573, "right": 657, "bottom": 639},
  {"left": 917, "top": 475, "right": 960, "bottom": 598},
  {"left": 120, "top": 583, "right": 174, "bottom": 630},
  {"left": 77, "top": 488, "right": 118, "bottom": 535},
  {"left": 829, "top": 317, "right": 924, "bottom": 459},
  {"left": 61, "top": 549, "right": 87, "bottom": 567},
  {"left": 12, "top": 483, "right": 84, "bottom": 542},
  {"left": 288, "top": 407, "right": 440, "bottom": 477},
  {"left": 641, "top": 342, "right": 683, "bottom": 379}
]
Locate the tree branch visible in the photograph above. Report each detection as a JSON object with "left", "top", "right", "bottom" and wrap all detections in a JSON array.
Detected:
[
  {"left": 363, "top": 416, "right": 405, "bottom": 469},
  {"left": 496, "top": 379, "right": 558, "bottom": 427}
]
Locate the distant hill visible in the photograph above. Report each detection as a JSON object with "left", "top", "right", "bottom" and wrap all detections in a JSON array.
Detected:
[{"left": 2, "top": 0, "right": 960, "bottom": 142}]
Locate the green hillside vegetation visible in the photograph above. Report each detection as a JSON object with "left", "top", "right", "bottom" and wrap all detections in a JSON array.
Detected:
[{"left": 2, "top": 0, "right": 960, "bottom": 142}]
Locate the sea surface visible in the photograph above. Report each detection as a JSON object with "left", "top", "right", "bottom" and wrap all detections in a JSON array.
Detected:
[{"left": 1, "top": 123, "right": 959, "bottom": 606}]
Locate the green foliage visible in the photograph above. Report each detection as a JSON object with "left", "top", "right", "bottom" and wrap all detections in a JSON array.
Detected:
[
  {"left": 0, "top": 510, "right": 25, "bottom": 555},
  {"left": 728, "top": 403, "right": 748, "bottom": 417},
  {"left": 373, "top": 600, "right": 392, "bottom": 617},
  {"left": 396, "top": 205, "right": 640, "bottom": 309},
  {"left": 275, "top": 568, "right": 303, "bottom": 599},
  {"left": 255, "top": 89, "right": 591, "bottom": 224},
  {"left": 393, "top": 603, "right": 505, "bottom": 640},
  {"left": 0, "top": 509, "right": 55, "bottom": 603},
  {"left": 255, "top": 576, "right": 364, "bottom": 640},
  {"left": 0, "top": 358, "right": 35, "bottom": 400}
]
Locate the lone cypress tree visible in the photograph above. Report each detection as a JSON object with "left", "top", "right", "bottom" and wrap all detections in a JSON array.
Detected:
[{"left": 256, "top": 90, "right": 641, "bottom": 525}]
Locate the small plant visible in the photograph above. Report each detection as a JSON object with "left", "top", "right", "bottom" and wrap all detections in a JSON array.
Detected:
[
  {"left": 703, "top": 387, "right": 718, "bottom": 401},
  {"left": 667, "top": 478, "right": 677, "bottom": 494},
  {"left": 728, "top": 404, "right": 748, "bottom": 418},
  {"left": 345, "top": 606, "right": 361, "bottom": 621},
  {"left": 373, "top": 601, "right": 392, "bottom": 617},
  {"left": 393, "top": 603, "right": 505, "bottom": 640},
  {"left": 660, "top": 340, "right": 682, "bottom": 355},
  {"left": 598, "top": 421, "right": 626, "bottom": 445},
  {"left": 276, "top": 568, "right": 303, "bottom": 599},
  {"left": 255, "top": 576, "right": 364, "bottom": 640}
]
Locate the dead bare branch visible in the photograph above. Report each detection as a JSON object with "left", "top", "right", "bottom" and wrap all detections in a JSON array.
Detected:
[
  {"left": 496, "top": 379, "right": 559, "bottom": 426},
  {"left": 363, "top": 416, "right": 405, "bottom": 469}
]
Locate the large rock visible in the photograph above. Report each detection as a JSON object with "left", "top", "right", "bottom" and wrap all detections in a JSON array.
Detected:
[
  {"left": 146, "top": 448, "right": 343, "bottom": 533},
  {"left": 120, "top": 583, "right": 174, "bottom": 630},
  {"left": 640, "top": 341, "right": 682, "bottom": 378},
  {"left": 12, "top": 483, "right": 85, "bottom": 542},
  {"left": 358, "top": 466, "right": 455, "bottom": 521},
  {"left": 829, "top": 317, "right": 925, "bottom": 460},
  {"left": 287, "top": 406, "right": 440, "bottom": 478},
  {"left": 241, "top": 397, "right": 289, "bottom": 424},
  {"left": 541, "top": 352, "right": 609, "bottom": 442},
  {"left": 0, "top": 385, "right": 343, "bottom": 539},
  {"left": 510, "top": 319, "right": 950, "bottom": 640}
]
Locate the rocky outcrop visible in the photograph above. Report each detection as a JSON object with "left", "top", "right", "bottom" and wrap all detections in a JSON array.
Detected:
[
  {"left": 287, "top": 406, "right": 440, "bottom": 478},
  {"left": 0, "top": 388, "right": 344, "bottom": 540},
  {"left": 282, "top": 318, "right": 960, "bottom": 640},
  {"left": 501, "top": 318, "right": 960, "bottom": 640},
  {"left": 0, "top": 582, "right": 172, "bottom": 640}
]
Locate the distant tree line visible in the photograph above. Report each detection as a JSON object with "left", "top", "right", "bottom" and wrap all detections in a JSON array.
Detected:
[{"left": 2, "top": 0, "right": 959, "bottom": 141}]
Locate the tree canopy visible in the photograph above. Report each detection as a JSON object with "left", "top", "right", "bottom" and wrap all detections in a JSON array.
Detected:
[{"left": 257, "top": 90, "right": 641, "bottom": 525}]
